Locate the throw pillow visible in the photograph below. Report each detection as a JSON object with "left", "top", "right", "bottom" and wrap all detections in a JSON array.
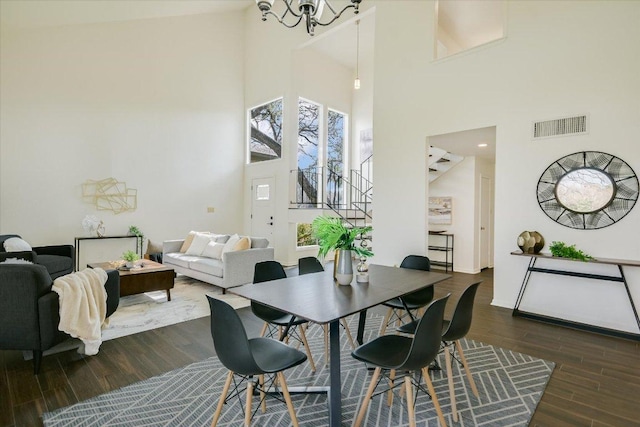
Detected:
[
  {"left": 3, "top": 237, "right": 32, "bottom": 252},
  {"left": 233, "top": 236, "right": 251, "bottom": 251},
  {"left": 145, "top": 240, "right": 163, "bottom": 255},
  {"left": 202, "top": 241, "right": 225, "bottom": 260},
  {"left": 179, "top": 231, "right": 198, "bottom": 253},
  {"left": 185, "top": 232, "right": 212, "bottom": 256},
  {"left": 222, "top": 234, "right": 241, "bottom": 254}
]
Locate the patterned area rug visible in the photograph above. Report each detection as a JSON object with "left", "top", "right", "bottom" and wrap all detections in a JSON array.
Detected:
[
  {"left": 27, "top": 276, "right": 247, "bottom": 359},
  {"left": 43, "top": 314, "right": 554, "bottom": 427}
]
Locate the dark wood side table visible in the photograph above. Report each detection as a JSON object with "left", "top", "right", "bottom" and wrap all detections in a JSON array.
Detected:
[
  {"left": 511, "top": 251, "right": 640, "bottom": 341},
  {"left": 88, "top": 260, "right": 175, "bottom": 300}
]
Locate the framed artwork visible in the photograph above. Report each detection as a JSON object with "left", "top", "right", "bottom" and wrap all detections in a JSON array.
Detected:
[{"left": 429, "top": 196, "right": 452, "bottom": 225}]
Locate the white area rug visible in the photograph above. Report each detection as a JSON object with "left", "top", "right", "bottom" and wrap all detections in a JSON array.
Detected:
[
  {"left": 102, "top": 275, "right": 249, "bottom": 340},
  {"left": 26, "top": 275, "right": 248, "bottom": 359}
]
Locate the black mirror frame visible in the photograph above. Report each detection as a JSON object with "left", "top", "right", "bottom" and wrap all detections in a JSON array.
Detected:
[{"left": 537, "top": 151, "right": 638, "bottom": 230}]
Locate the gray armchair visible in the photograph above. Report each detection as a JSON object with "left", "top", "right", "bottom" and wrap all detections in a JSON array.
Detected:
[
  {"left": 0, "top": 234, "right": 74, "bottom": 279},
  {"left": 0, "top": 264, "right": 120, "bottom": 374}
]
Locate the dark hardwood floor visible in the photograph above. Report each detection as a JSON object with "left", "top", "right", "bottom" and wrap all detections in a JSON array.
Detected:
[{"left": 2, "top": 269, "right": 639, "bottom": 426}]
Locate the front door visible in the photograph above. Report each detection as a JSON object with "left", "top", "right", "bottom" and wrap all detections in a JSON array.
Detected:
[{"left": 251, "top": 177, "right": 275, "bottom": 241}]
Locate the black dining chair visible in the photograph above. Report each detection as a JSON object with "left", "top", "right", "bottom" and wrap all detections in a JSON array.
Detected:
[
  {"left": 398, "top": 281, "right": 482, "bottom": 422},
  {"left": 207, "top": 296, "right": 307, "bottom": 427},
  {"left": 379, "top": 255, "right": 435, "bottom": 335},
  {"left": 251, "top": 260, "right": 316, "bottom": 372},
  {"left": 297, "top": 256, "right": 356, "bottom": 366},
  {"left": 352, "top": 294, "right": 451, "bottom": 427}
]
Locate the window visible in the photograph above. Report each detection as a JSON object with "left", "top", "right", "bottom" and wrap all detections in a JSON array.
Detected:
[
  {"left": 296, "top": 223, "right": 317, "bottom": 247},
  {"left": 296, "top": 98, "right": 321, "bottom": 206},
  {"left": 249, "top": 98, "right": 283, "bottom": 163},
  {"left": 327, "top": 109, "right": 346, "bottom": 206},
  {"left": 435, "top": 0, "right": 504, "bottom": 59}
]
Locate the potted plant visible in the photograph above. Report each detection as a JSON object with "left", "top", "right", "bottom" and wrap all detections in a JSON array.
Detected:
[
  {"left": 312, "top": 216, "right": 373, "bottom": 285},
  {"left": 122, "top": 250, "right": 140, "bottom": 268},
  {"left": 128, "top": 225, "right": 144, "bottom": 254}
]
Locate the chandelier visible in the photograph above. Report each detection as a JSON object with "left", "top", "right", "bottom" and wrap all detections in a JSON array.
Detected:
[{"left": 256, "top": 0, "right": 362, "bottom": 36}]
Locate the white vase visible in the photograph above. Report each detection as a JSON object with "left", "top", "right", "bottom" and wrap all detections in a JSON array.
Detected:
[{"left": 335, "top": 249, "right": 353, "bottom": 285}]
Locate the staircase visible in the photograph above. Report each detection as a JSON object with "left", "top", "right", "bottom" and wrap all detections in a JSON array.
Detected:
[
  {"left": 429, "top": 146, "right": 464, "bottom": 182},
  {"left": 292, "top": 166, "right": 371, "bottom": 228}
]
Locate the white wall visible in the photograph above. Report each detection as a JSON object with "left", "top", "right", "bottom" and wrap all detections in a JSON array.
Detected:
[
  {"left": 370, "top": 0, "right": 640, "bottom": 333},
  {"left": 0, "top": 13, "right": 246, "bottom": 250}
]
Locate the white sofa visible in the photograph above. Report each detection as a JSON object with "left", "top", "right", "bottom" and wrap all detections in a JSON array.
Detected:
[{"left": 162, "top": 234, "right": 274, "bottom": 292}]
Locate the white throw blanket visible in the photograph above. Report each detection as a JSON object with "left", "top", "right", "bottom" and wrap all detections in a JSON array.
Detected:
[{"left": 53, "top": 268, "right": 108, "bottom": 355}]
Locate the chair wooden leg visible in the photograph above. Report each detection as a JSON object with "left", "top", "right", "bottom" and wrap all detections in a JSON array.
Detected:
[
  {"left": 277, "top": 372, "right": 299, "bottom": 427},
  {"left": 211, "top": 371, "right": 234, "bottom": 427},
  {"left": 404, "top": 376, "right": 416, "bottom": 427},
  {"left": 455, "top": 340, "right": 479, "bottom": 397},
  {"left": 387, "top": 369, "right": 395, "bottom": 406},
  {"left": 341, "top": 317, "right": 356, "bottom": 349},
  {"left": 298, "top": 325, "right": 316, "bottom": 373},
  {"left": 259, "top": 374, "right": 266, "bottom": 413},
  {"left": 354, "top": 367, "right": 381, "bottom": 427},
  {"left": 379, "top": 308, "right": 393, "bottom": 335},
  {"left": 444, "top": 345, "right": 458, "bottom": 422},
  {"left": 260, "top": 322, "right": 268, "bottom": 337},
  {"left": 245, "top": 380, "right": 253, "bottom": 427},
  {"left": 422, "top": 367, "right": 447, "bottom": 427}
]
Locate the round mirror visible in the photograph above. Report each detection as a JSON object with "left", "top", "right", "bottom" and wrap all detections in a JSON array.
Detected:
[
  {"left": 537, "top": 151, "right": 638, "bottom": 229},
  {"left": 555, "top": 168, "right": 615, "bottom": 213}
]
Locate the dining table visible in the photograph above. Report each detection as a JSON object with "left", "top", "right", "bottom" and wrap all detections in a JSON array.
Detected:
[{"left": 229, "top": 263, "right": 451, "bottom": 427}]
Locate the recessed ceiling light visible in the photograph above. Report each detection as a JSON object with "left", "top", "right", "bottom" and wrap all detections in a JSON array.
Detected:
[{"left": 478, "top": 143, "right": 488, "bottom": 147}]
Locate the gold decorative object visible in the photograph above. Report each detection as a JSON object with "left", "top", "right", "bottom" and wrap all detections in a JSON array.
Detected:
[
  {"left": 517, "top": 231, "right": 545, "bottom": 254},
  {"left": 82, "top": 178, "right": 137, "bottom": 214}
]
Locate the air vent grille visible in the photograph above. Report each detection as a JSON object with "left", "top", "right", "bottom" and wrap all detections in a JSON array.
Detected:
[{"left": 533, "top": 115, "right": 588, "bottom": 139}]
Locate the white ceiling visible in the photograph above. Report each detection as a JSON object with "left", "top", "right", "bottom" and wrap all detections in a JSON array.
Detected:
[{"left": 429, "top": 127, "right": 496, "bottom": 161}]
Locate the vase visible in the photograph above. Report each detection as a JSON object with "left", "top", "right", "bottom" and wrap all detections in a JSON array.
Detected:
[
  {"left": 517, "top": 231, "right": 545, "bottom": 254},
  {"left": 356, "top": 257, "right": 369, "bottom": 283},
  {"left": 334, "top": 249, "right": 353, "bottom": 285}
]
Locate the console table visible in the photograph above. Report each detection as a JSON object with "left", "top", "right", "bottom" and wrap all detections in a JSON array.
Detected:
[
  {"left": 75, "top": 235, "right": 142, "bottom": 271},
  {"left": 511, "top": 251, "right": 640, "bottom": 341}
]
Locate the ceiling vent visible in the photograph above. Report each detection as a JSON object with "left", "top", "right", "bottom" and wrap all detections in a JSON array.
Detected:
[{"left": 532, "top": 114, "right": 588, "bottom": 139}]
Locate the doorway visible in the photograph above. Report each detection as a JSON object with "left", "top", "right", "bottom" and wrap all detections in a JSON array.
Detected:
[{"left": 251, "top": 177, "right": 275, "bottom": 241}]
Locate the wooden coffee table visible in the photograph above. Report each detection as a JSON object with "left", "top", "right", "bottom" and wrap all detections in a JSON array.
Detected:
[{"left": 88, "top": 260, "right": 176, "bottom": 300}]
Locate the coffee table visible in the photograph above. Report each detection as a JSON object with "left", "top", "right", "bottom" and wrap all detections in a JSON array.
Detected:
[{"left": 87, "top": 260, "right": 176, "bottom": 300}]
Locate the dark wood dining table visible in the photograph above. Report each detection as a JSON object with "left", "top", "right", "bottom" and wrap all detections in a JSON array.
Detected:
[{"left": 229, "top": 263, "right": 451, "bottom": 427}]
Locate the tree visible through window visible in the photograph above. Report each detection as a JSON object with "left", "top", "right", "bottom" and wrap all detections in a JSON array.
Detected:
[
  {"left": 327, "top": 109, "right": 345, "bottom": 206},
  {"left": 249, "top": 98, "right": 283, "bottom": 163},
  {"left": 297, "top": 99, "right": 321, "bottom": 206},
  {"left": 296, "top": 223, "right": 317, "bottom": 247}
]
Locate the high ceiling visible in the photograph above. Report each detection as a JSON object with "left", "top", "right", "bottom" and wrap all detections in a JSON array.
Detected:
[{"left": 1, "top": 0, "right": 496, "bottom": 161}]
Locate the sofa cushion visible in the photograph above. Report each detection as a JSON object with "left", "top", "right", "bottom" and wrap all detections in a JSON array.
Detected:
[
  {"left": 213, "top": 234, "right": 230, "bottom": 243},
  {"left": 180, "top": 231, "right": 197, "bottom": 253},
  {"left": 38, "top": 254, "right": 72, "bottom": 273},
  {"left": 164, "top": 252, "right": 201, "bottom": 269},
  {"left": 185, "top": 232, "right": 212, "bottom": 256},
  {"left": 222, "top": 234, "right": 240, "bottom": 254},
  {"left": 202, "top": 241, "right": 224, "bottom": 259},
  {"left": 234, "top": 236, "right": 251, "bottom": 251},
  {"left": 190, "top": 258, "right": 224, "bottom": 278},
  {"left": 251, "top": 237, "right": 269, "bottom": 249}
]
